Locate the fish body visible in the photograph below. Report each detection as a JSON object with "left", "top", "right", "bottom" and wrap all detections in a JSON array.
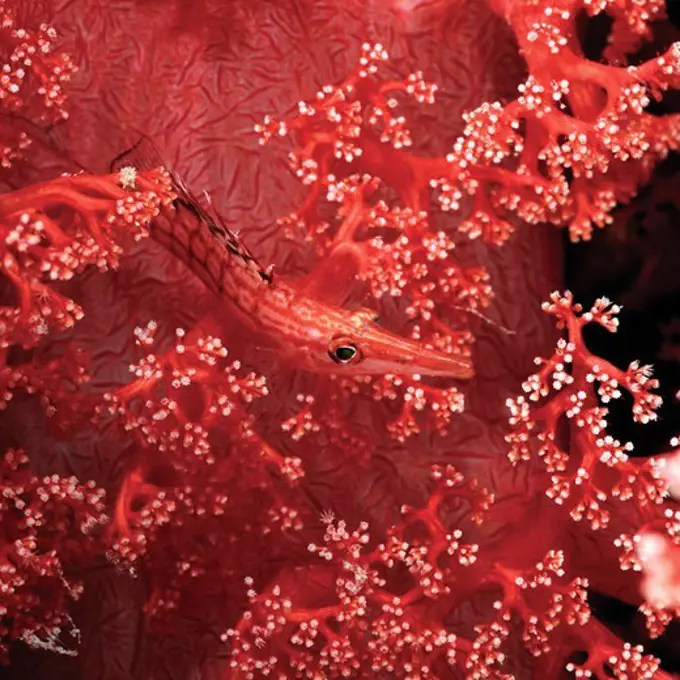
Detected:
[{"left": 118, "top": 148, "right": 473, "bottom": 379}]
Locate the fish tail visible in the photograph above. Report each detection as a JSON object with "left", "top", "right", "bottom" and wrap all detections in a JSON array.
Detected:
[{"left": 109, "top": 134, "right": 168, "bottom": 175}]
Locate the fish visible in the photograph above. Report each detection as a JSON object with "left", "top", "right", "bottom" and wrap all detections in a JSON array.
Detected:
[{"left": 109, "top": 138, "right": 475, "bottom": 379}]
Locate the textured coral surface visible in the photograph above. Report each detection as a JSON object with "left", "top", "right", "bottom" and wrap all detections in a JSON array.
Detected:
[{"left": 0, "top": 0, "right": 678, "bottom": 679}]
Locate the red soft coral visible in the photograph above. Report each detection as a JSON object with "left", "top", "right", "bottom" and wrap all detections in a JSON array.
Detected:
[
  {"left": 0, "top": 0, "right": 678, "bottom": 679},
  {"left": 0, "top": 448, "right": 106, "bottom": 663},
  {"left": 0, "top": 1, "right": 75, "bottom": 169}
]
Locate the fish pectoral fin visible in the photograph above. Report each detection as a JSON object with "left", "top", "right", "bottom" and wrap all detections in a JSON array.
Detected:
[{"left": 348, "top": 307, "right": 380, "bottom": 329}]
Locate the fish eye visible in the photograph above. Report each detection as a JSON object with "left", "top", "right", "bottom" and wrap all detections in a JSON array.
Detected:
[
  {"left": 328, "top": 336, "right": 363, "bottom": 365},
  {"left": 334, "top": 345, "right": 357, "bottom": 362}
]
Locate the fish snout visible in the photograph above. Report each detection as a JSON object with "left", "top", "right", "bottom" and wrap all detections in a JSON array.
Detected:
[{"left": 357, "top": 330, "right": 475, "bottom": 378}]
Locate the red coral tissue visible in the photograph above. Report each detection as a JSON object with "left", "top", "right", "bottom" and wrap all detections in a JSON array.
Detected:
[{"left": 0, "top": 0, "right": 679, "bottom": 679}]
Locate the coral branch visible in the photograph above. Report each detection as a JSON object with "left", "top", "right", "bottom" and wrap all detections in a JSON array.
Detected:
[
  {"left": 0, "top": 2, "right": 77, "bottom": 168},
  {"left": 0, "top": 448, "right": 106, "bottom": 662},
  {"left": 94, "top": 321, "right": 308, "bottom": 625},
  {"left": 507, "top": 292, "right": 666, "bottom": 531},
  {"left": 0, "top": 168, "right": 174, "bottom": 418}
]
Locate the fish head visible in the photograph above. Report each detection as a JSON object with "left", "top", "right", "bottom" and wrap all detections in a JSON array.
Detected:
[{"left": 297, "top": 307, "right": 474, "bottom": 379}]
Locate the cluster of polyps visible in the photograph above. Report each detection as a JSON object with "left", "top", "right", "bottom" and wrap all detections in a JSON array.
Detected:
[
  {"left": 0, "top": 168, "right": 173, "bottom": 421},
  {"left": 253, "top": 15, "right": 678, "bottom": 443},
  {"left": 446, "top": 3, "right": 680, "bottom": 240},
  {"left": 97, "top": 320, "right": 312, "bottom": 621},
  {"left": 0, "top": 169, "right": 172, "bottom": 339},
  {"left": 504, "top": 291, "right": 680, "bottom": 652},
  {"left": 221, "top": 453, "right": 671, "bottom": 679},
  {"left": 365, "top": 374, "right": 466, "bottom": 442},
  {"left": 507, "top": 292, "right": 668, "bottom": 529},
  {"left": 0, "top": 4, "right": 77, "bottom": 167},
  {"left": 280, "top": 355, "right": 470, "bottom": 445},
  {"left": 220, "top": 467, "right": 492, "bottom": 677},
  {"left": 486, "top": 551, "right": 592, "bottom": 658},
  {"left": 485, "top": 1, "right": 679, "bottom": 242},
  {"left": 100, "top": 319, "right": 296, "bottom": 482},
  {"left": 0, "top": 448, "right": 106, "bottom": 661},
  {"left": 280, "top": 393, "right": 321, "bottom": 442},
  {"left": 581, "top": 0, "right": 667, "bottom": 59}
]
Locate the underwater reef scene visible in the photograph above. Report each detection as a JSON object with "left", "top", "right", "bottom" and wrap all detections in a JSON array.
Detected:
[{"left": 0, "top": 0, "right": 679, "bottom": 677}]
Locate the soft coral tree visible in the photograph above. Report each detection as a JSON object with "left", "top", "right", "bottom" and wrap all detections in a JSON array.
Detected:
[
  {"left": 479, "top": 0, "right": 680, "bottom": 241},
  {"left": 253, "top": 0, "right": 679, "bottom": 441},
  {"left": 220, "top": 296, "right": 677, "bottom": 679},
  {"left": 506, "top": 292, "right": 666, "bottom": 528},
  {"left": 0, "top": 7, "right": 172, "bottom": 662},
  {"left": 208, "top": 1, "right": 680, "bottom": 677},
  {"left": 0, "top": 9, "right": 176, "bottom": 655},
  {"left": 98, "top": 319, "right": 309, "bottom": 625},
  {"left": 75, "top": 5, "right": 678, "bottom": 679},
  {"left": 0, "top": 168, "right": 175, "bottom": 410},
  {"left": 0, "top": 165, "right": 175, "bottom": 660},
  {"left": 0, "top": 0, "right": 679, "bottom": 678}
]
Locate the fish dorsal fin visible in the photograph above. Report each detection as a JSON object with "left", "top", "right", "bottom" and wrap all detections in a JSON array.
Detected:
[{"left": 111, "top": 136, "right": 273, "bottom": 284}]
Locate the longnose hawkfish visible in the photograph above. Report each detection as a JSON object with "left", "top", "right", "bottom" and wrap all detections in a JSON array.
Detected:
[{"left": 109, "top": 148, "right": 474, "bottom": 379}]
